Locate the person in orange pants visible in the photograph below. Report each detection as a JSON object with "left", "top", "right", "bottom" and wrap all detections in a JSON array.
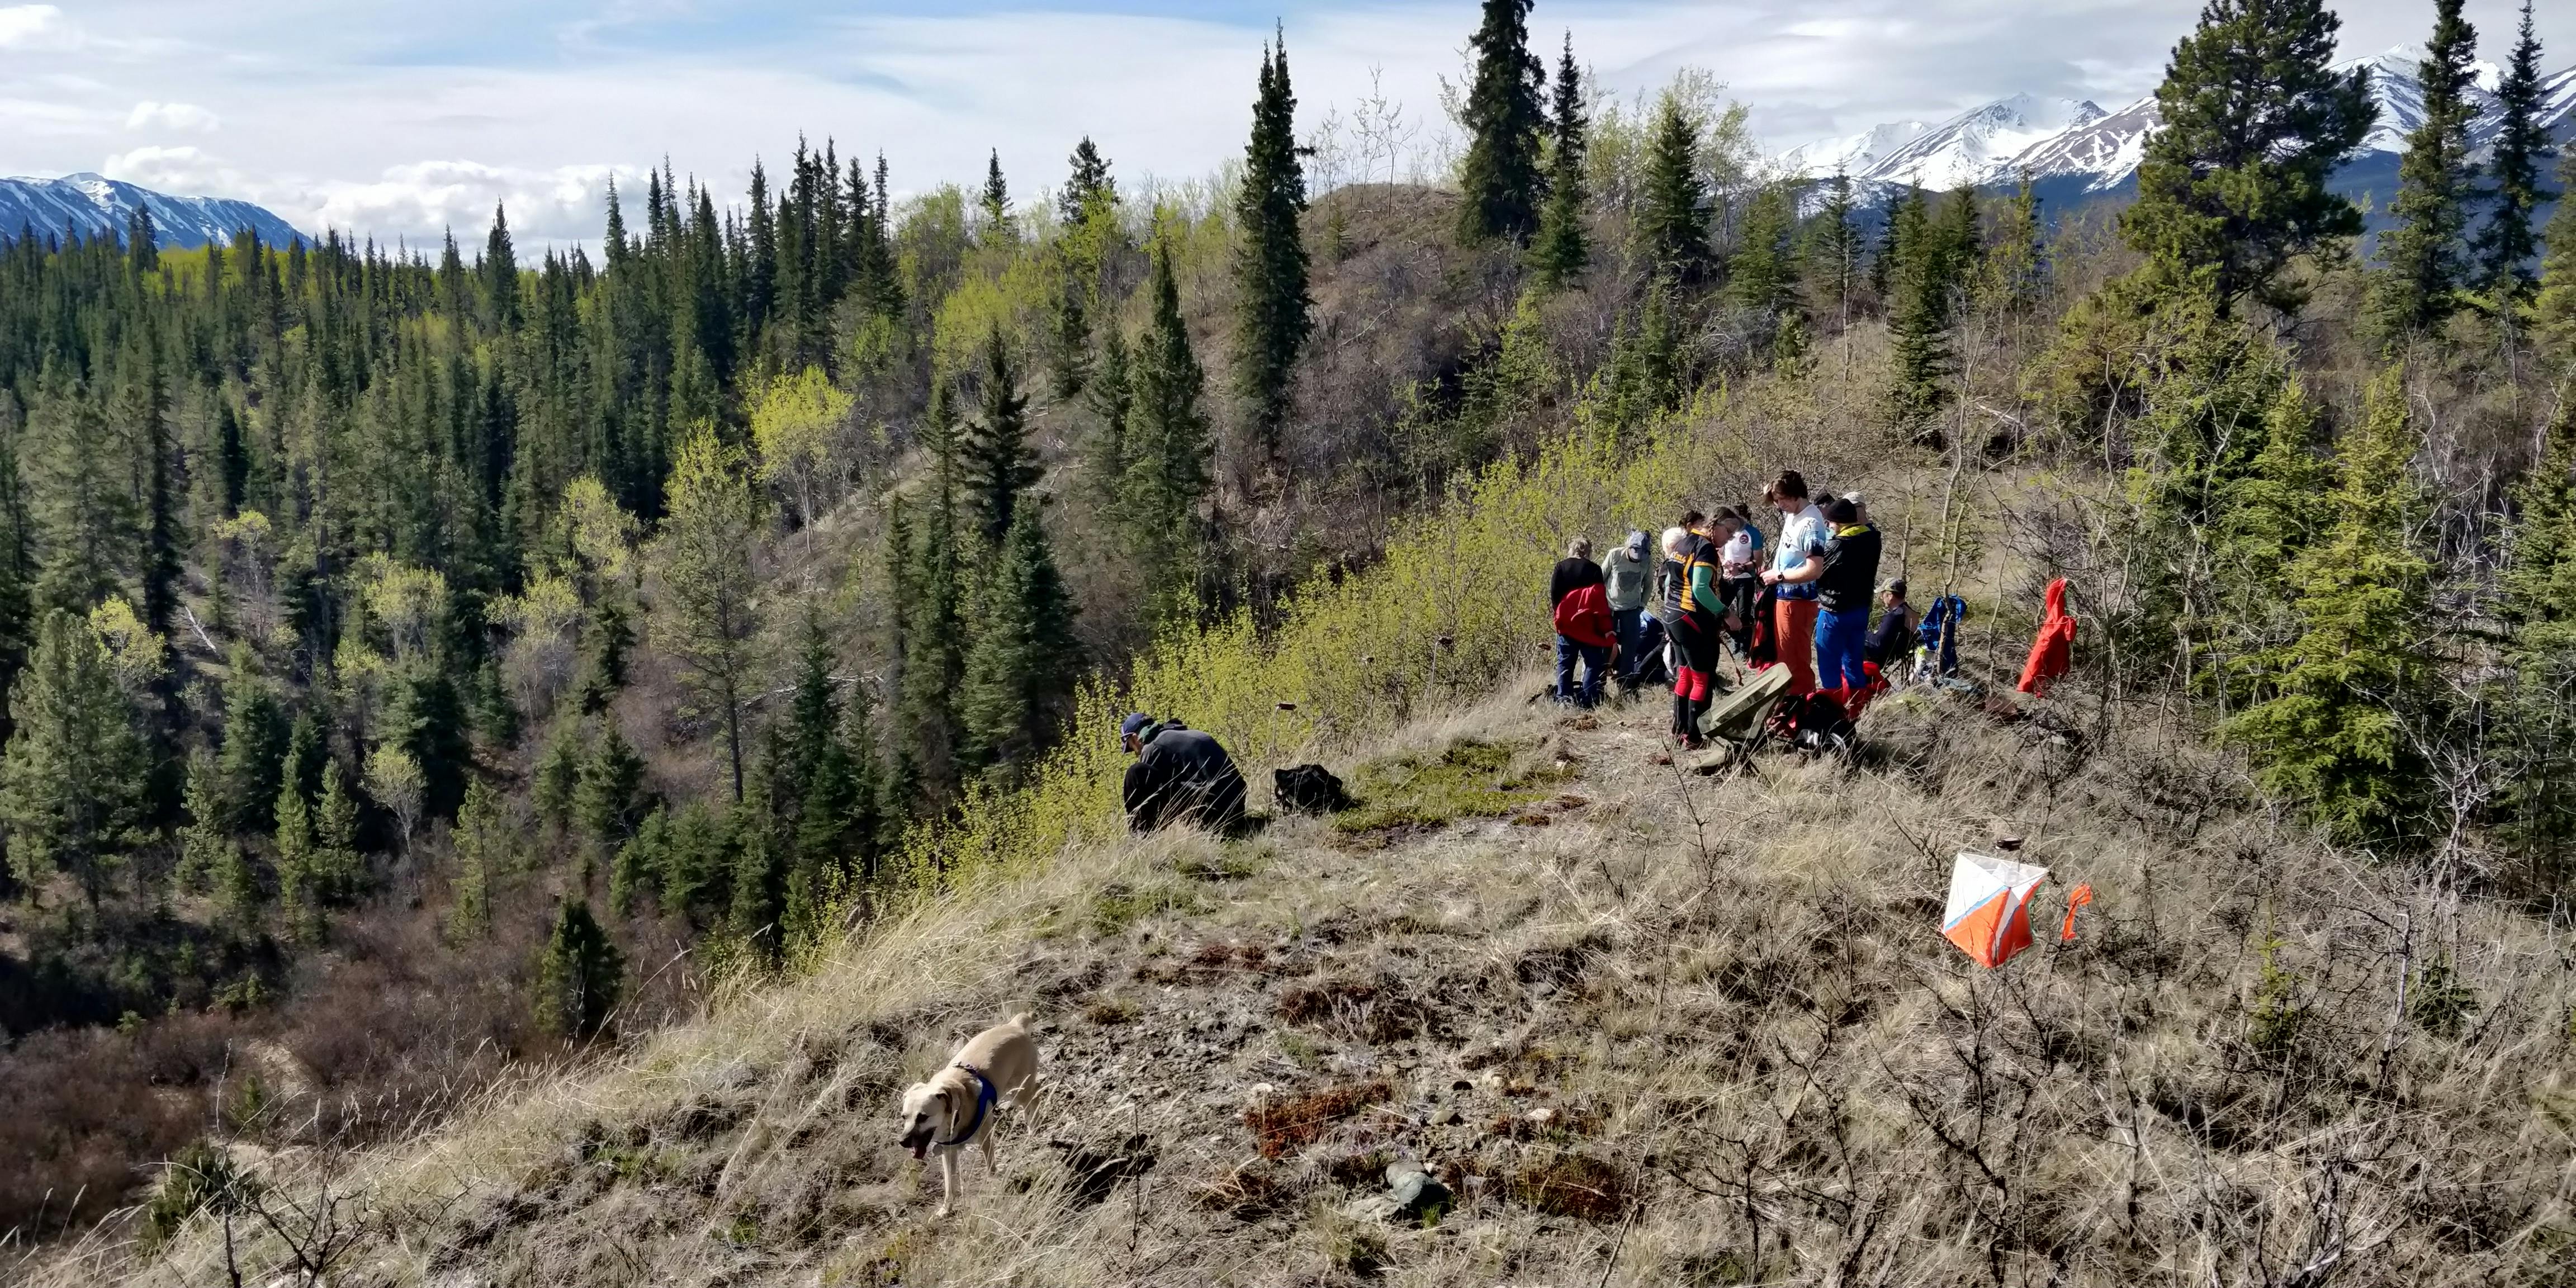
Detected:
[{"left": 1759, "top": 471, "right": 1829, "bottom": 695}]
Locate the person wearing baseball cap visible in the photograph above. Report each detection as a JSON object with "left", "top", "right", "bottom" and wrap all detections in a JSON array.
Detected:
[{"left": 1119, "top": 713, "right": 1246, "bottom": 832}]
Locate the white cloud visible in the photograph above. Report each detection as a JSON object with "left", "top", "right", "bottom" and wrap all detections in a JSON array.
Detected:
[
  {"left": 125, "top": 100, "right": 219, "bottom": 132},
  {"left": 2, "top": 0, "right": 2572, "bottom": 248},
  {"left": 0, "top": 4, "right": 65, "bottom": 50},
  {"left": 101, "top": 144, "right": 248, "bottom": 193},
  {"left": 309, "top": 160, "right": 643, "bottom": 249}
]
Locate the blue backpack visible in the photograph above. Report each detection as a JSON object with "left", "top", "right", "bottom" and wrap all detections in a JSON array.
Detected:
[{"left": 1917, "top": 595, "right": 1968, "bottom": 678}]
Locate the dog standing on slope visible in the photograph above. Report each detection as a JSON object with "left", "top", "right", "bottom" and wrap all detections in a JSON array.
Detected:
[{"left": 897, "top": 1012, "right": 1041, "bottom": 1216}]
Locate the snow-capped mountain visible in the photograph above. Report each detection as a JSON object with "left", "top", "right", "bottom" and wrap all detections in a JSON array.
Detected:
[
  {"left": 1774, "top": 120, "right": 1935, "bottom": 184},
  {"left": 0, "top": 173, "right": 305, "bottom": 250},
  {"left": 1852, "top": 95, "right": 2108, "bottom": 191},
  {"left": 1781, "top": 46, "right": 2576, "bottom": 203}
]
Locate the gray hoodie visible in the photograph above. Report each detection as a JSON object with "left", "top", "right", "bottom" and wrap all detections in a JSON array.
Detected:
[{"left": 1603, "top": 531, "right": 1654, "bottom": 612}]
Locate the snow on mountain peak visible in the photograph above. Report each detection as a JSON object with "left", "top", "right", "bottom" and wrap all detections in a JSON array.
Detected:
[
  {"left": 0, "top": 174, "right": 305, "bottom": 250},
  {"left": 1775, "top": 53, "right": 2575, "bottom": 201},
  {"left": 1788, "top": 94, "right": 2106, "bottom": 190}
]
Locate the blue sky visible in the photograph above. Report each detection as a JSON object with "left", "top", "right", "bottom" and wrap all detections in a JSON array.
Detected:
[{"left": 3, "top": 1, "right": 2567, "bottom": 248}]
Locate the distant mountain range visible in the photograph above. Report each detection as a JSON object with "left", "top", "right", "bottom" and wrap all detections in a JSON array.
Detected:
[
  {"left": 1778, "top": 47, "right": 2576, "bottom": 213},
  {"left": 0, "top": 173, "right": 306, "bottom": 250}
]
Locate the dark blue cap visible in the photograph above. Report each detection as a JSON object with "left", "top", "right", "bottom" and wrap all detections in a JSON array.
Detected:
[{"left": 1120, "top": 712, "right": 1154, "bottom": 740}]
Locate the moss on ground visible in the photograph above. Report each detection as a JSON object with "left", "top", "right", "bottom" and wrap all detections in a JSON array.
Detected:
[{"left": 1332, "top": 738, "right": 1574, "bottom": 838}]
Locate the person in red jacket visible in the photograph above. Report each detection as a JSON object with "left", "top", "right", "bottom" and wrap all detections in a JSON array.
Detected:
[
  {"left": 1550, "top": 537, "right": 1617, "bottom": 709},
  {"left": 2017, "top": 577, "right": 2077, "bottom": 696}
]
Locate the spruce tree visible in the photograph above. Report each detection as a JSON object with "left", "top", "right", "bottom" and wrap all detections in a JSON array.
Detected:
[
  {"left": 1125, "top": 238, "right": 1211, "bottom": 609},
  {"left": 1727, "top": 182, "right": 1800, "bottom": 321},
  {"left": 177, "top": 746, "right": 230, "bottom": 890},
  {"left": 448, "top": 778, "right": 502, "bottom": 939},
  {"left": 652, "top": 428, "right": 763, "bottom": 801},
  {"left": 1060, "top": 139, "right": 1117, "bottom": 226},
  {"left": 1976, "top": 177, "right": 2047, "bottom": 324},
  {"left": 1885, "top": 187, "right": 1955, "bottom": 433},
  {"left": 2476, "top": 1, "right": 2550, "bottom": 301},
  {"left": 1234, "top": 34, "right": 1314, "bottom": 469},
  {"left": 1592, "top": 281, "right": 1682, "bottom": 443},
  {"left": 216, "top": 647, "right": 290, "bottom": 836},
  {"left": 532, "top": 899, "right": 623, "bottom": 1039},
  {"left": 1453, "top": 0, "right": 1546, "bottom": 244},
  {"left": 1801, "top": 173, "right": 1860, "bottom": 329},
  {"left": 574, "top": 721, "right": 649, "bottom": 856},
  {"left": 533, "top": 717, "right": 584, "bottom": 830},
  {"left": 1528, "top": 32, "right": 1590, "bottom": 289},
  {"left": 780, "top": 616, "right": 878, "bottom": 884},
  {"left": 0, "top": 611, "right": 145, "bottom": 911},
  {"left": 2119, "top": 0, "right": 2375, "bottom": 315},
  {"left": 960, "top": 504, "right": 1081, "bottom": 773},
  {"left": 2370, "top": 0, "right": 2481, "bottom": 340},
  {"left": 2538, "top": 146, "right": 2576, "bottom": 367},
  {"left": 725, "top": 788, "right": 784, "bottom": 956},
  {"left": 122, "top": 339, "right": 180, "bottom": 638},
  {"left": 312, "top": 759, "right": 359, "bottom": 903},
  {"left": 1049, "top": 140, "right": 1120, "bottom": 401},
  {"left": 2225, "top": 369, "right": 2434, "bottom": 845},
  {"left": 1636, "top": 91, "right": 1712, "bottom": 280},
  {"left": 962, "top": 325, "right": 1038, "bottom": 546},
  {"left": 31, "top": 382, "right": 135, "bottom": 617},
  {"left": 272, "top": 774, "right": 319, "bottom": 943},
  {"left": 2499, "top": 399, "right": 2576, "bottom": 878},
  {"left": 1050, "top": 262, "right": 1091, "bottom": 400},
  {"left": 980, "top": 151, "right": 1012, "bottom": 243},
  {"left": 1084, "top": 326, "right": 1135, "bottom": 517},
  {"left": 575, "top": 596, "right": 634, "bottom": 715},
  {"left": 897, "top": 387, "right": 969, "bottom": 811},
  {"left": 483, "top": 202, "right": 520, "bottom": 332}
]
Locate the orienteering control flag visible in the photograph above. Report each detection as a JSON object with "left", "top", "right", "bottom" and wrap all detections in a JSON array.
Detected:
[{"left": 1942, "top": 852, "right": 2051, "bottom": 968}]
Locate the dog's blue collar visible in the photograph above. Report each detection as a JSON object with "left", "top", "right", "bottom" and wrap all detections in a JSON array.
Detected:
[{"left": 937, "top": 1064, "right": 998, "bottom": 1147}]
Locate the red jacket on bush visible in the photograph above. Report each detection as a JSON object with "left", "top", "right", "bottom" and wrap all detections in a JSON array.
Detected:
[{"left": 1552, "top": 582, "right": 1617, "bottom": 649}]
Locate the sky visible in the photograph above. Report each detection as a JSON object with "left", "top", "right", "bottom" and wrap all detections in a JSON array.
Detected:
[{"left": 2, "top": 0, "right": 2569, "bottom": 250}]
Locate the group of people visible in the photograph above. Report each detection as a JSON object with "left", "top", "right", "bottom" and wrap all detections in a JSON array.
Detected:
[
  {"left": 1548, "top": 470, "right": 1924, "bottom": 749},
  {"left": 1121, "top": 468, "right": 1967, "bottom": 832}
]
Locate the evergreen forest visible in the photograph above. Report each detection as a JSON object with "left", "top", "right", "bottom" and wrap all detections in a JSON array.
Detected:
[{"left": 6, "top": 0, "right": 2576, "bottom": 1252}]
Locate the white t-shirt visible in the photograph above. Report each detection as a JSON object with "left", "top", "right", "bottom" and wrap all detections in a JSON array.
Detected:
[
  {"left": 1770, "top": 504, "right": 1827, "bottom": 577},
  {"left": 1720, "top": 531, "right": 1754, "bottom": 575}
]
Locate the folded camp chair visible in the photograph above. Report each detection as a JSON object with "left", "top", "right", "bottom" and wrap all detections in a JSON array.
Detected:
[{"left": 1688, "top": 662, "right": 1794, "bottom": 771}]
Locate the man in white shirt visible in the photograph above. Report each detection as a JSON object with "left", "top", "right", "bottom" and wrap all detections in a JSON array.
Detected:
[{"left": 1758, "top": 470, "right": 1829, "bottom": 695}]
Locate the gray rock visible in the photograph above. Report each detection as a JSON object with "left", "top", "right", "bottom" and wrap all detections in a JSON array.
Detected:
[{"left": 1381, "top": 1164, "right": 1452, "bottom": 1221}]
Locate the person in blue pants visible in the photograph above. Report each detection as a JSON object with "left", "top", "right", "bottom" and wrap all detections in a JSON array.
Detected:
[{"left": 1807, "top": 498, "right": 1882, "bottom": 709}]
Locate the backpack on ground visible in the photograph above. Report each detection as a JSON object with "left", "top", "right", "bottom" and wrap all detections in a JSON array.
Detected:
[
  {"left": 1274, "top": 764, "right": 1353, "bottom": 814},
  {"left": 1772, "top": 690, "right": 1857, "bottom": 755}
]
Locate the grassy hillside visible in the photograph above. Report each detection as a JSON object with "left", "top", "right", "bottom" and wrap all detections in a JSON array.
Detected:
[{"left": 42, "top": 669, "right": 2573, "bottom": 1286}]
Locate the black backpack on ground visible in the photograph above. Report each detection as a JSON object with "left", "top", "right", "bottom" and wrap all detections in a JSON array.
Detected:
[
  {"left": 1274, "top": 764, "right": 1353, "bottom": 814},
  {"left": 1772, "top": 691, "right": 1857, "bottom": 755}
]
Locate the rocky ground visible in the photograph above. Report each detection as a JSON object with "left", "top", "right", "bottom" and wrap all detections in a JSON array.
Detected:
[{"left": 59, "top": 677, "right": 2576, "bottom": 1287}]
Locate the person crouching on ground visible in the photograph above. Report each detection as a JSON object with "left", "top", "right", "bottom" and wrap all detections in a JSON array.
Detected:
[
  {"left": 1667, "top": 524, "right": 1732, "bottom": 747},
  {"left": 1121, "top": 713, "right": 1247, "bottom": 832},
  {"left": 1868, "top": 577, "right": 1916, "bottom": 684},
  {"left": 1774, "top": 497, "right": 1882, "bottom": 716},
  {"left": 1603, "top": 530, "right": 1654, "bottom": 684},
  {"left": 1759, "top": 471, "right": 1829, "bottom": 695},
  {"left": 1549, "top": 537, "right": 1616, "bottom": 708}
]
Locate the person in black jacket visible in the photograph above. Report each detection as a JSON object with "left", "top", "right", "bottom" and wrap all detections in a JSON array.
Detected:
[
  {"left": 1120, "top": 713, "right": 1247, "bottom": 832},
  {"left": 1803, "top": 498, "right": 1882, "bottom": 701}
]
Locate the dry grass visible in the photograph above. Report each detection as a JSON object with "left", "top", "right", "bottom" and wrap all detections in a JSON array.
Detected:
[{"left": 31, "top": 673, "right": 2576, "bottom": 1287}]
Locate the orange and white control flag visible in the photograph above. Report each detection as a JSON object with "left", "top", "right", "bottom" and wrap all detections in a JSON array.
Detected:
[{"left": 1942, "top": 853, "right": 2052, "bottom": 968}]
